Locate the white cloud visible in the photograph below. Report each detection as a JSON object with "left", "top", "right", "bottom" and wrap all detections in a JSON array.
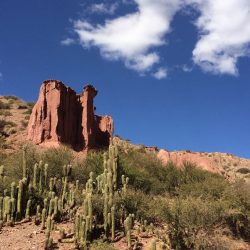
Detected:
[
  {"left": 67, "top": 0, "right": 250, "bottom": 78},
  {"left": 189, "top": 0, "right": 250, "bottom": 75},
  {"left": 152, "top": 67, "right": 167, "bottom": 79},
  {"left": 89, "top": 3, "right": 119, "bottom": 15},
  {"left": 74, "top": 0, "right": 183, "bottom": 74},
  {"left": 61, "top": 38, "right": 75, "bottom": 46},
  {"left": 181, "top": 64, "right": 193, "bottom": 72}
]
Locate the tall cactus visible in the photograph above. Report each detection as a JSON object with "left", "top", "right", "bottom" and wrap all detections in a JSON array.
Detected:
[
  {"left": 33, "top": 163, "right": 38, "bottom": 190},
  {"left": 25, "top": 199, "right": 31, "bottom": 220},
  {"left": 22, "top": 145, "right": 27, "bottom": 178},
  {"left": 0, "top": 165, "right": 5, "bottom": 182},
  {"left": 17, "top": 180, "right": 23, "bottom": 219},
  {"left": 111, "top": 205, "right": 115, "bottom": 241}
]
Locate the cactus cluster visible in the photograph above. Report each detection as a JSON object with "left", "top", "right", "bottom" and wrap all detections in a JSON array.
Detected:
[{"left": 0, "top": 144, "right": 154, "bottom": 249}]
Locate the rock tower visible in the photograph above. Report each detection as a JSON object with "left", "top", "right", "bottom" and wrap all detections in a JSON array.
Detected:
[{"left": 27, "top": 80, "right": 113, "bottom": 151}]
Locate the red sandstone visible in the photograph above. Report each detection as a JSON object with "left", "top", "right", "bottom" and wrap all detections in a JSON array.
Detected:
[{"left": 27, "top": 80, "right": 113, "bottom": 151}]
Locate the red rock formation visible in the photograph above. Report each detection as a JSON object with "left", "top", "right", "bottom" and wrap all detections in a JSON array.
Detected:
[
  {"left": 27, "top": 80, "right": 113, "bottom": 151},
  {"left": 157, "top": 149, "right": 221, "bottom": 174}
]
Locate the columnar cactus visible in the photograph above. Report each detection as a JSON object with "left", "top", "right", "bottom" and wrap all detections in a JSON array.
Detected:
[
  {"left": 10, "top": 182, "right": 16, "bottom": 199},
  {"left": 25, "top": 199, "right": 31, "bottom": 220},
  {"left": 44, "top": 163, "right": 48, "bottom": 188},
  {"left": 87, "top": 193, "right": 93, "bottom": 231},
  {"left": 17, "top": 180, "right": 23, "bottom": 219},
  {"left": 22, "top": 145, "right": 27, "bottom": 178},
  {"left": 33, "top": 163, "right": 38, "bottom": 190},
  {"left": 38, "top": 161, "right": 43, "bottom": 194},
  {"left": 45, "top": 216, "right": 53, "bottom": 249},
  {"left": 41, "top": 208, "right": 47, "bottom": 229},
  {"left": 0, "top": 165, "right": 5, "bottom": 181},
  {"left": 124, "top": 215, "right": 133, "bottom": 247},
  {"left": 111, "top": 205, "right": 115, "bottom": 241},
  {"left": 0, "top": 196, "right": 3, "bottom": 221},
  {"left": 150, "top": 239, "right": 157, "bottom": 250}
]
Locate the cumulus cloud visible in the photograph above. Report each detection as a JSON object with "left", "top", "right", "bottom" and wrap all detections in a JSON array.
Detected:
[
  {"left": 61, "top": 38, "right": 75, "bottom": 46},
  {"left": 152, "top": 67, "right": 167, "bottom": 79},
  {"left": 189, "top": 0, "right": 250, "bottom": 75},
  {"left": 89, "top": 3, "right": 119, "bottom": 15},
  {"left": 66, "top": 0, "right": 250, "bottom": 78},
  {"left": 181, "top": 64, "right": 193, "bottom": 72},
  {"left": 74, "top": 0, "right": 182, "bottom": 74}
]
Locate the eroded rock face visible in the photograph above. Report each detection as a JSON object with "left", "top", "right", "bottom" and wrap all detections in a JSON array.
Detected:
[{"left": 27, "top": 80, "right": 113, "bottom": 151}]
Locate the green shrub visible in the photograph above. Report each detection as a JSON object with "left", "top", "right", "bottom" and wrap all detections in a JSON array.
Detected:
[
  {"left": 119, "top": 149, "right": 169, "bottom": 194},
  {"left": 23, "top": 109, "right": 32, "bottom": 115},
  {"left": 0, "top": 100, "right": 11, "bottom": 109},
  {"left": 236, "top": 168, "right": 250, "bottom": 174},
  {"left": 119, "top": 148, "right": 224, "bottom": 196},
  {"left": 1, "top": 144, "right": 39, "bottom": 181},
  {"left": 169, "top": 197, "right": 227, "bottom": 249},
  {"left": 17, "top": 104, "right": 27, "bottom": 109},
  {"left": 21, "top": 120, "right": 28, "bottom": 128},
  {"left": 90, "top": 241, "right": 116, "bottom": 250},
  {"left": 73, "top": 151, "right": 104, "bottom": 185},
  {"left": 0, "top": 119, "right": 17, "bottom": 134},
  {"left": 41, "top": 146, "right": 74, "bottom": 179},
  {"left": 4, "top": 95, "right": 19, "bottom": 101},
  {"left": 26, "top": 101, "right": 35, "bottom": 108},
  {"left": 0, "top": 110, "right": 12, "bottom": 116}
]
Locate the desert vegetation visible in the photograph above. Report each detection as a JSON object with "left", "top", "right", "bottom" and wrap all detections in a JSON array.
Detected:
[{"left": 0, "top": 143, "right": 250, "bottom": 249}]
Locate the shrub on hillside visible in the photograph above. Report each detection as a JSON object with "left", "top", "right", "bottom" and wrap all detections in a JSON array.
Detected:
[
  {"left": 0, "top": 100, "right": 11, "bottom": 109},
  {"left": 119, "top": 148, "right": 225, "bottom": 196},
  {"left": 0, "top": 110, "right": 12, "bottom": 116},
  {"left": 236, "top": 168, "right": 250, "bottom": 174},
  {"left": 21, "top": 120, "right": 28, "bottom": 128},
  {"left": 73, "top": 151, "right": 104, "bottom": 186},
  {"left": 4, "top": 95, "right": 19, "bottom": 101},
  {"left": 1, "top": 144, "right": 39, "bottom": 181},
  {"left": 168, "top": 197, "right": 227, "bottom": 249},
  {"left": 119, "top": 148, "right": 170, "bottom": 194},
  {"left": 41, "top": 146, "right": 74, "bottom": 179}
]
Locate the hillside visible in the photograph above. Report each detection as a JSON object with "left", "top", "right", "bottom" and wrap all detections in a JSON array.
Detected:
[
  {"left": 1, "top": 94, "right": 250, "bottom": 182},
  {"left": 113, "top": 137, "right": 250, "bottom": 182},
  {"left": 0, "top": 95, "right": 33, "bottom": 152},
  {"left": 1, "top": 95, "right": 250, "bottom": 249}
]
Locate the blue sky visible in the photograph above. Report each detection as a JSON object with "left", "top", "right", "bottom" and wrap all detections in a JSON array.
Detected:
[{"left": 0, "top": 0, "right": 250, "bottom": 158}]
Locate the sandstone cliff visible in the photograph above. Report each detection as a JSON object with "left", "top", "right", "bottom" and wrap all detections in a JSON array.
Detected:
[{"left": 27, "top": 80, "right": 113, "bottom": 151}]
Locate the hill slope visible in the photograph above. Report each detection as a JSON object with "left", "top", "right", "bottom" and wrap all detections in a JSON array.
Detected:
[{"left": 1, "top": 95, "right": 250, "bottom": 182}]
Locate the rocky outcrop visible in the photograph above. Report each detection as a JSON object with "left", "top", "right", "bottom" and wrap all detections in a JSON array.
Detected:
[
  {"left": 157, "top": 149, "right": 221, "bottom": 174},
  {"left": 27, "top": 80, "right": 113, "bottom": 151}
]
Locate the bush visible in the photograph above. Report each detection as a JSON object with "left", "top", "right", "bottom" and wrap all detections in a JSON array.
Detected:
[
  {"left": 21, "top": 120, "right": 28, "bottom": 128},
  {"left": 119, "top": 148, "right": 224, "bottom": 196},
  {"left": 17, "top": 104, "right": 28, "bottom": 109},
  {"left": 119, "top": 148, "right": 170, "bottom": 194},
  {"left": 1, "top": 144, "right": 39, "bottom": 182},
  {"left": 168, "top": 197, "right": 227, "bottom": 249},
  {"left": 90, "top": 241, "right": 116, "bottom": 250},
  {"left": 0, "top": 110, "right": 12, "bottom": 116},
  {"left": 4, "top": 95, "right": 19, "bottom": 101},
  {"left": 41, "top": 146, "right": 74, "bottom": 179},
  {"left": 26, "top": 101, "right": 35, "bottom": 108},
  {"left": 236, "top": 168, "right": 250, "bottom": 174},
  {"left": 0, "top": 100, "right": 11, "bottom": 109},
  {"left": 0, "top": 119, "right": 17, "bottom": 135},
  {"left": 73, "top": 151, "right": 104, "bottom": 186}
]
